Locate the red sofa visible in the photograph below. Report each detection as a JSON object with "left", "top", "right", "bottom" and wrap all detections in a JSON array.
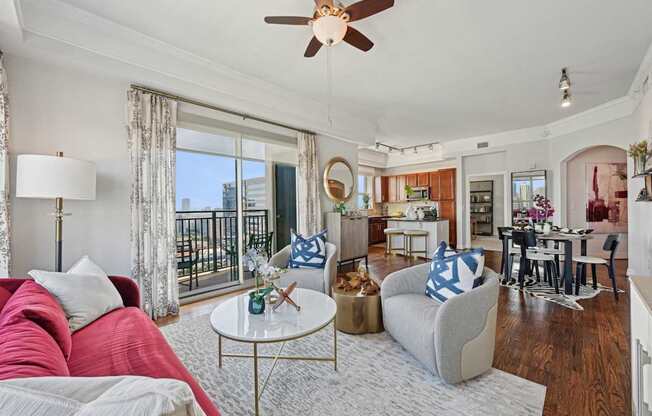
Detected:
[{"left": 0, "top": 276, "right": 220, "bottom": 416}]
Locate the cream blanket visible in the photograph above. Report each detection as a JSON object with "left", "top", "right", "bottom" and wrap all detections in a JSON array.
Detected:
[{"left": 0, "top": 376, "right": 206, "bottom": 416}]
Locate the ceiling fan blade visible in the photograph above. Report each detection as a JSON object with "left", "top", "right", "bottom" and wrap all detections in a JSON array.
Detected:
[
  {"left": 343, "top": 26, "right": 374, "bottom": 52},
  {"left": 345, "top": 0, "right": 394, "bottom": 22},
  {"left": 264, "top": 16, "right": 312, "bottom": 25},
  {"left": 265, "top": 16, "right": 312, "bottom": 26},
  {"left": 304, "top": 36, "right": 323, "bottom": 57}
]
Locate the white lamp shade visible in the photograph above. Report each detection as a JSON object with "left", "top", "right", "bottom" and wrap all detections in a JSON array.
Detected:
[{"left": 16, "top": 155, "right": 96, "bottom": 200}]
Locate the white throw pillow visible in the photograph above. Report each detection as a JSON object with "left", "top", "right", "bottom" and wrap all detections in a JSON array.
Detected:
[
  {"left": 68, "top": 255, "right": 109, "bottom": 279},
  {"left": 0, "top": 376, "right": 206, "bottom": 416},
  {"left": 29, "top": 270, "right": 124, "bottom": 332}
]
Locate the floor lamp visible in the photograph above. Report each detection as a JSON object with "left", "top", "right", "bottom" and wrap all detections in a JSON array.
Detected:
[{"left": 16, "top": 152, "right": 96, "bottom": 272}]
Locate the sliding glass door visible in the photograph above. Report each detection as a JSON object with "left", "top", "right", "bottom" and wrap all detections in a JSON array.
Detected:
[{"left": 175, "top": 126, "right": 297, "bottom": 298}]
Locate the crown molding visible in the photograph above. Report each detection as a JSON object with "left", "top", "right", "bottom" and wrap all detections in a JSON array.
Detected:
[{"left": 628, "top": 40, "right": 652, "bottom": 107}]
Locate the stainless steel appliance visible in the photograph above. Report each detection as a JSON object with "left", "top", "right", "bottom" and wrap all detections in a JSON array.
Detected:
[{"left": 407, "top": 186, "right": 430, "bottom": 201}]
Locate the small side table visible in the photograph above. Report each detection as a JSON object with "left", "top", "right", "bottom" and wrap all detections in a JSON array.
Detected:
[{"left": 332, "top": 274, "right": 383, "bottom": 334}]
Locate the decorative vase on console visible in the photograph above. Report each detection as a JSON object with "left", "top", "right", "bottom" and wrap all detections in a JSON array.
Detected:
[
  {"left": 416, "top": 208, "right": 425, "bottom": 221},
  {"left": 629, "top": 140, "right": 651, "bottom": 175}
]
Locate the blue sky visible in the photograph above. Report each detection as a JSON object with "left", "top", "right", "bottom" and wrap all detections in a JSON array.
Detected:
[{"left": 176, "top": 150, "right": 265, "bottom": 210}]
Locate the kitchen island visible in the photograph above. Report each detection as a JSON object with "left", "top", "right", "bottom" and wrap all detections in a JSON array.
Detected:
[{"left": 387, "top": 218, "right": 449, "bottom": 258}]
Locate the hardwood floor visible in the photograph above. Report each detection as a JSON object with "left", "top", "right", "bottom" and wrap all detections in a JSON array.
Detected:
[{"left": 171, "top": 245, "right": 631, "bottom": 416}]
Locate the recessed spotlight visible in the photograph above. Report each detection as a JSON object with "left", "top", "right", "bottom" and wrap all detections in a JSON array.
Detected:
[
  {"left": 561, "top": 90, "right": 572, "bottom": 108},
  {"left": 559, "top": 68, "right": 571, "bottom": 91},
  {"left": 400, "top": 148, "right": 405, "bottom": 155},
  {"left": 375, "top": 142, "right": 380, "bottom": 150},
  {"left": 413, "top": 147, "right": 418, "bottom": 154}
]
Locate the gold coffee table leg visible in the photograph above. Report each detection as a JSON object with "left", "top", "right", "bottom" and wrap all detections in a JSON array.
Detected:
[{"left": 334, "top": 321, "right": 338, "bottom": 371}]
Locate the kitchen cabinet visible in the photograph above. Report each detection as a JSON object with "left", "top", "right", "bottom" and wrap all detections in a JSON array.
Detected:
[
  {"left": 429, "top": 171, "right": 440, "bottom": 201},
  {"left": 439, "top": 200, "right": 457, "bottom": 247},
  {"left": 374, "top": 176, "right": 389, "bottom": 203},
  {"left": 630, "top": 277, "right": 652, "bottom": 416},
  {"left": 439, "top": 168, "right": 456, "bottom": 200},
  {"left": 406, "top": 174, "right": 418, "bottom": 187},
  {"left": 397, "top": 175, "right": 407, "bottom": 201},
  {"left": 368, "top": 217, "right": 388, "bottom": 245},
  {"left": 417, "top": 172, "right": 429, "bottom": 187},
  {"left": 388, "top": 176, "right": 398, "bottom": 202}
]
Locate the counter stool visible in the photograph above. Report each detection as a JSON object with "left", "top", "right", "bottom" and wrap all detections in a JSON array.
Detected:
[
  {"left": 404, "top": 229, "right": 428, "bottom": 259},
  {"left": 384, "top": 228, "right": 405, "bottom": 255}
]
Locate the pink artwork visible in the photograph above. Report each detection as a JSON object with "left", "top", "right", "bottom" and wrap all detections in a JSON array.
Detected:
[{"left": 586, "top": 163, "right": 627, "bottom": 233}]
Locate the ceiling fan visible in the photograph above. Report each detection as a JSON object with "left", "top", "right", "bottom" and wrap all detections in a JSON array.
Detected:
[{"left": 264, "top": 0, "right": 394, "bottom": 57}]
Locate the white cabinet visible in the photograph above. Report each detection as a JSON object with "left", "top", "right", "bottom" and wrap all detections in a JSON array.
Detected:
[{"left": 631, "top": 277, "right": 652, "bottom": 416}]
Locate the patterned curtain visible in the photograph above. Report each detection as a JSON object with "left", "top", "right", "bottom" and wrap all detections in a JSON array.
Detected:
[
  {"left": 297, "top": 132, "right": 322, "bottom": 236},
  {"left": 127, "top": 89, "right": 178, "bottom": 319},
  {"left": 0, "top": 53, "right": 11, "bottom": 277}
]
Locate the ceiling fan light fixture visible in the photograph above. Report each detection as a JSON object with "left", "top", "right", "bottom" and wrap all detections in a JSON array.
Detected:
[
  {"left": 561, "top": 90, "right": 572, "bottom": 108},
  {"left": 312, "top": 15, "right": 348, "bottom": 46}
]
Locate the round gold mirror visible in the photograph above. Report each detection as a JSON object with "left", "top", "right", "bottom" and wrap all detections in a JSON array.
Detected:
[{"left": 323, "top": 157, "right": 354, "bottom": 202}]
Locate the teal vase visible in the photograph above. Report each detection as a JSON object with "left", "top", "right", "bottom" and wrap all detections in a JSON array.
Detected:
[{"left": 248, "top": 295, "right": 265, "bottom": 315}]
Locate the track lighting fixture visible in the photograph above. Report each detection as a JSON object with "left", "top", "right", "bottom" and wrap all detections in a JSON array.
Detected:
[
  {"left": 561, "top": 90, "right": 572, "bottom": 108},
  {"left": 559, "top": 68, "right": 571, "bottom": 91},
  {"left": 373, "top": 141, "right": 440, "bottom": 154}
]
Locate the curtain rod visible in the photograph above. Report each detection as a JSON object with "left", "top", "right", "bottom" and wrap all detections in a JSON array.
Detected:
[{"left": 130, "top": 84, "right": 314, "bottom": 135}]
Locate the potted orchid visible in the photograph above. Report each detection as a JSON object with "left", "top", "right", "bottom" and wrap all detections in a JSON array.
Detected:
[
  {"left": 243, "top": 248, "right": 274, "bottom": 314},
  {"left": 528, "top": 194, "right": 555, "bottom": 234}
]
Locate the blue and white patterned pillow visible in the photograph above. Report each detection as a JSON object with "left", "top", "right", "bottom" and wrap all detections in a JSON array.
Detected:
[
  {"left": 425, "top": 243, "right": 485, "bottom": 302},
  {"left": 289, "top": 229, "right": 328, "bottom": 269},
  {"left": 433, "top": 240, "right": 458, "bottom": 259}
]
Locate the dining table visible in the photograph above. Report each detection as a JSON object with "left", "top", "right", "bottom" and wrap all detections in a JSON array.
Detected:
[{"left": 502, "top": 230, "right": 594, "bottom": 295}]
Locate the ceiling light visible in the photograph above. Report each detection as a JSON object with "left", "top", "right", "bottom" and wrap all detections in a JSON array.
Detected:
[
  {"left": 375, "top": 142, "right": 380, "bottom": 150},
  {"left": 400, "top": 149, "right": 405, "bottom": 155},
  {"left": 413, "top": 147, "right": 418, "bottom": 154},
  {"left": 561, "top": 90, "right": 572, "bottom": 108},
  {"left": 429, "top": 144, "right": 434, "bottom": 151},
  {"left": 559, "top": 68, "right": 571, "bottom": 91},
  {"left": 312, "top": 15, "right": 347, "bottom": 46},
  {"left": 388, "top": 148, "right": 393, "bottom": 153}
]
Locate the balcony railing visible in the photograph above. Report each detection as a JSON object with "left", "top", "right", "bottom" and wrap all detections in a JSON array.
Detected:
[{"left": 175, "top": 209, "right": 269, "bottom": 289}]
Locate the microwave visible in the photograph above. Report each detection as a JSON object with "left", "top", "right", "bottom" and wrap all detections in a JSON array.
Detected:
[{"left": 408, "top": 186, "right": 430, "bottom": 201}]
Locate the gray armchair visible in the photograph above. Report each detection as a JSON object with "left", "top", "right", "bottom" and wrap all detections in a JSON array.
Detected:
[
  {"left": 381, "top": 263, "right": 500, "bottom": 384},
  {"left": 268, "top": 242, "right": 338, "bottom": 295}
]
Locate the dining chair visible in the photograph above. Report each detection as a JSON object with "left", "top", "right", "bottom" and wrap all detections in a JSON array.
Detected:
[
  {"left": 510, "top": 230, "right": 538, "bottom": 289},
  {"left": 497, "top": 226, "right": 514, "bottom": 274},
  {"left": 525, "top": 249, "right": 560, "bottom": 293},
  {"left": 573, "top": 234, "right": 620, "bottom": 299}
]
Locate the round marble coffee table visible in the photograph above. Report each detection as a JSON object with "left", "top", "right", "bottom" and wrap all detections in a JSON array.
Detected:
[{"left": 210, "top": 288, "right": 337, "bottom": 416}]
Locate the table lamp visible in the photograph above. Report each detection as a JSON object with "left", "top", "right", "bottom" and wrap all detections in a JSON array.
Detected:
[{"left": 16, "top": 152, "right": 96, "bottom": 272}]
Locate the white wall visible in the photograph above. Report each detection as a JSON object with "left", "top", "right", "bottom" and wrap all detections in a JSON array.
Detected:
[
  {"left": 630, "top": 84, "right": 652, "bottom": 276},
  {"left": 8, "top": 54, "right": 131, "bottom": 275}
]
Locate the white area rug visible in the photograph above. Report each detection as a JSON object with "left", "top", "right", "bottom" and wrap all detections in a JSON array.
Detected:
[{"left": 162, "top": 314, "right": 546, "bottom": 415}]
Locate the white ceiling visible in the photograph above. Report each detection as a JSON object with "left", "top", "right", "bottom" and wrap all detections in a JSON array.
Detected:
[{"left": 7, "top": 0, "right": 652, "bottom": 146}]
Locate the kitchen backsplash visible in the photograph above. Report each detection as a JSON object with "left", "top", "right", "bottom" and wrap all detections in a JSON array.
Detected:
[{"left": 379, "top": 201, "right": 439, "bottom": 216}]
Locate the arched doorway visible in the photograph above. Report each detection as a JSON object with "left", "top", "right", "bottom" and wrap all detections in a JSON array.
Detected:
[{"left": 565, "top": 145, "right": 628, "bottom": 258}]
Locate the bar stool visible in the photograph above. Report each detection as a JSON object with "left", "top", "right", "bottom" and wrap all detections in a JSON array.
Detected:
[
  {"left": 404, "top": 229, "right": 428, "bottom": 259},
  {"left": 384, "top": 228, "right": 405, "bottom": 255}
]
